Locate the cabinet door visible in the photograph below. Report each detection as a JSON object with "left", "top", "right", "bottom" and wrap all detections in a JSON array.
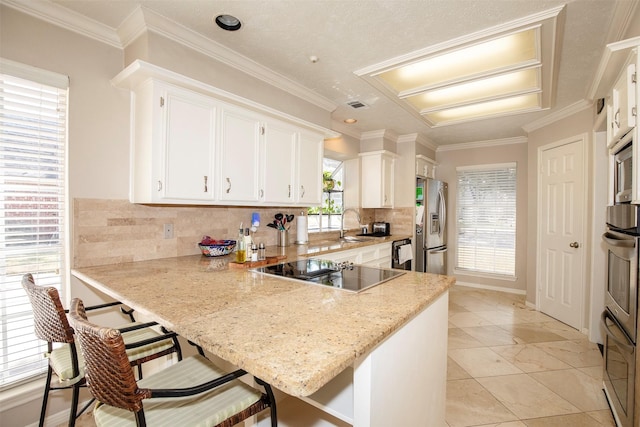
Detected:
[
  {"left": 381, "top": 155, "right": 394, "bottom": 208},
  {"left": 218, "top": 105, "right": 262, "bottom": 202},
  {"left": 610, "top": 63, "right": 637, "bottom": 142},
  {"left": 297, "top": 131, "right": 323, "bottom": 205},
  {"left": 162, "top": 89, "right": 216, "bottom": 201},
  {"left": 263, "top": 120, "right": 296, "bottom": 203},
  {"left": 361, "top": 152, "right": 395, "bottom": 208}
]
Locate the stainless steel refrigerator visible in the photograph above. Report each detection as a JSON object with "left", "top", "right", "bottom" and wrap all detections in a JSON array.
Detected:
[{"left": 415, "top": 177, "right": 447, "bottom": 274}]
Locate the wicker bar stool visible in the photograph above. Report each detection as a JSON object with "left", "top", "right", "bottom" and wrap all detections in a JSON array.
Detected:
[
  {"left": 69, "top": 297, "right": 278, "bottom": 427},
  {"left": 21, "top": 273, "right": 183, "bottom": 427}
]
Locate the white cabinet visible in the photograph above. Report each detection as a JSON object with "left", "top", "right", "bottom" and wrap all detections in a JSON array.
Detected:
[
  {"left": 217, "top": 105, "right": 262, "bottom": 203},
  {"left": 416, "top": 155, "right": 437, "bottom": 179},
  {"left": 261, "top": 122, "right": 323, "bottom": 206},
  {"left": 360, "top": 151, "right": 397, "bottom": 208},
  {"left": 130, "top": 80, "right": 217, "bottom": 204},
  {"left": 319, "top": 242, "right": 392, "bottom": 268},
  {"left": 608, "top": 60, "right": 637, "bottom": 146},
  {"left": 116, "top": 63, "right": 327, "bottom": 206},
  {"left": 296, "top": 131, "right": 323, "bottom": 205}
]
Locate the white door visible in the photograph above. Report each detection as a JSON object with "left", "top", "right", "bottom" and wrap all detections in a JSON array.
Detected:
[{"left": 537, "top": 135, "right": 586, "bottom": 329}]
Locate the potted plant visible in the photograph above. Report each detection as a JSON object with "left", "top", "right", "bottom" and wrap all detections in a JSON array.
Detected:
[{"left": 323, "top": 171, "right": 341, "bottom": 191}]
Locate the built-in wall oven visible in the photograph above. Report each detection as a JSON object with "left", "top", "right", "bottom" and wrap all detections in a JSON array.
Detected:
[{"left": 602, "top": 204, "right": 639, "bottom": 427}]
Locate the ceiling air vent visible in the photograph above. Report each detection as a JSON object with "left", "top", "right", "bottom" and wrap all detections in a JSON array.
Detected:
[{"left": 347, "top": 100, "right": 369, "bottom": 109}]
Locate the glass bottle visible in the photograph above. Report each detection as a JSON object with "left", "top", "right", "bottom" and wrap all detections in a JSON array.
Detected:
[{"left": 235, "top": 228, "right": 246, "bottom": 263}]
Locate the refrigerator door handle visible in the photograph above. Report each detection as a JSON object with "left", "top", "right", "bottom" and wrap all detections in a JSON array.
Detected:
[
  {"left": 437, "top": 188, "right": 446, "bottom": 237},
  {"left": 429, "top": 247, "right": 448, "bottom": 254}
]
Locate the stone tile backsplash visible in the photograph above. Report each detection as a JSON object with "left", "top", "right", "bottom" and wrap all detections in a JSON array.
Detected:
[{"left": 73, "top": 198, "right": 414, "bottom": 268}]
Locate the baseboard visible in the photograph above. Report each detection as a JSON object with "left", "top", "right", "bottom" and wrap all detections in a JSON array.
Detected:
[{"left": 454, "top": 281, "right": 526, "bottom": 295}]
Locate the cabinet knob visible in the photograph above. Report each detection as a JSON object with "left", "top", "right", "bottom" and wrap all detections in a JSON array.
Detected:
[
  {"left": 300, "top": 185, "right": 305, "bottom": 198},
  {"left": 614, "top": 109, "right": 620, "bottom": 128},
  {"left": 288, "top": 184, "right": 291, "bottom": 198},
  {"left": 203, "top": 176, "right": 208, "bottom": 193},
  {"left": 226, "top": 177, "right": 231, "bottom": 194},
  {"left": 157, "top": 180, "right": 162, "bottom": 191},
  {"left": 569, "top": 242, "right": 580, "bottom": 248}
]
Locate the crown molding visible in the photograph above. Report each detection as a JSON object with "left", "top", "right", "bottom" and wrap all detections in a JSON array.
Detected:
[
  {"left": 437, "top": 136, "right": 527, "bottom": 152},
  {"left": 587, "top": 0, "right": 640, "bottom": 100},
  {"left": 396, "top": 133, "right": 438, "bottom": 151},
  {"left": 2, "top": 1, "right": 338, "bottom": 113},
  {"left": 1, "top": 0, "right": 122, "bottom": 47},
  {"left": 522, "top": 99, "right": 591, "bottom": 133},
  {"left": 330, "top": 120, "right": 361, "bottom": 140},
  {"left": 360, "top": 129, "right": 400, "bottom": 142}
]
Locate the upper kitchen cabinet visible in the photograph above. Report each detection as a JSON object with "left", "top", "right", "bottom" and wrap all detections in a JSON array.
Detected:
[
  {"left": 217, "top": 105, "right": 262, "bottom": 203},
  {"left": 360, "top": 150, "right": 397, "bottom": 208},
  {"left": 607, "top": 53, "right": 637, "bottom": 147},
  {"left": 128, "top": 79, "right": 217, "bottom": 204},
  {"left": 295, "top": 130, "right": 323, "bottom": 205},
  {"left": 111, "top": 60, "right": 331, "bottom": 206}
]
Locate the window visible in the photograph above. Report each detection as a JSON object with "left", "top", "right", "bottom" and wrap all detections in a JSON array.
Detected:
[
  {"left": 456, "top": 163, "right": 516, "bottom": 277},
  {"left": 308, "top": 158, "right": 344, "bottom": 231},
  {"left": 0, "top": 59, "right": 68, "bottom": 388}
]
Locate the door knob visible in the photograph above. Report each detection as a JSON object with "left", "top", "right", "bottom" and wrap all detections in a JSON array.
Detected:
[{"left": 569, "top": 242, "right": 580, "bottom": 248}]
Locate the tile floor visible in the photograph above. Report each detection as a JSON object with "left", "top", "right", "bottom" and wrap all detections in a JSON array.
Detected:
[
  {"left": 446, "top": 285, "right": 615, "bottom": 427},
  {"left": 65, "top": 285, "right": 617, "bottom": 427}
]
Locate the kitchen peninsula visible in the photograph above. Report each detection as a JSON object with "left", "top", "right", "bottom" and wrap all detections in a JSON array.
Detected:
[{"left": 72, "top": 245, "right": 454, "bottom": 426}]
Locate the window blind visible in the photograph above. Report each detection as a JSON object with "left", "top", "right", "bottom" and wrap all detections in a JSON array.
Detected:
[
  {"left": 456, "top": 164, "right": 516, "bottom": 277},
  {"left": 0, "top": 66, "right": 68, "bottom": 388}
]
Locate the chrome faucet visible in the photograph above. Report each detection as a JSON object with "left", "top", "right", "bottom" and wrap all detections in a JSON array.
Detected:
[{"left": 340, "top": 208, "right": 361, "bottom": 238}]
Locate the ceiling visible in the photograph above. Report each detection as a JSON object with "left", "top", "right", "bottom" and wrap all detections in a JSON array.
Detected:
[{"left": 10, "top": 0, "right": 635, "bottom": 146}]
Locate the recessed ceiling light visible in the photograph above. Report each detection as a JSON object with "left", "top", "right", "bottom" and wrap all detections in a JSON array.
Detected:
[
  {"left": 215, "top": 14, "right": 242, "bottom": 31},
  {"left": 344, "top": 118, "right": 357, "bottom": 124}
]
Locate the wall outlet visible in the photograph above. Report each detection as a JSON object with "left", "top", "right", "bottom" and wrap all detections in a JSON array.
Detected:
[{"left": 163, "top": 223, "right": 174, "bottom": 239}]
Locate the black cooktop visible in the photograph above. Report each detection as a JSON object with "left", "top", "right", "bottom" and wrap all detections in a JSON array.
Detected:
[{"left": 252, "top": 258, "right": 405, "bottom": 292}]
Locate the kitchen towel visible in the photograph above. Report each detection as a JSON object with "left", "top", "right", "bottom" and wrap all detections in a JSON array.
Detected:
[
  {"left": 416, "top": 205, "right": 425, "bottom": 226},
  {"left": 398, "top": 244, "right": 413, "bottom": 265},
  {"left": 296, "top": 215, "right": 308, "bottom": 244}
]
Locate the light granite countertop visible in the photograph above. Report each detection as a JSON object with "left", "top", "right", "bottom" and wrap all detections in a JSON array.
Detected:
[{"left": 72, "top": 238, "right": 454, "bottom": 397}]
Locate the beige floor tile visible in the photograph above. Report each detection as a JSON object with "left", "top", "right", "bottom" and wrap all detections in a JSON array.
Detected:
[
  {"left": 521, "top": 412, "right": 610, "bottom": 427},
  {"left": 449, "top": 311, "right": 495, "bottom": 328},
  {"left": 538, "top": 320, "right": 585, "bottom": 340},
  {"left": 477, "top": 374, "right": 580, "bottom": 419},
  {"left": 529, "top": 369, "right": 609, "bottom": 412},
  {"left": 585, "top": 409, "right": 617, "bottom": 426},
  {"left": 578, "top": 365, "right": 604, "bottom": 381},
  {"left": 448, "top": 327, "right": 485, "bottom": 349},
  {"left": 532, "top": 339, "right": 603, "bottom": 368},
  {"left": 447, "top": 357, "right": 473, "bottom": 380},
  {"left": 497, "top": 323, "right": 566, "bottom": 344},
  {"left": 489, "top": 344, "right": 572, "bottom": 372},
  {"left": 449, "top": 301, "right": 470, "bottom": 314},
  {"left": 446, "top": 378, "right": 518, "bottom": 427},
  {"left": 461, "top": 325, "right": 519, "bottom": 346},
  {"left": 448, "top": 347, "right": 523, "bottom": 378}
]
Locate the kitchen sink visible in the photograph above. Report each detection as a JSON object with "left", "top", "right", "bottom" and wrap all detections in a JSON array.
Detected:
[{"left": 341, "top": 235, "right": 374, "bottom": 243}]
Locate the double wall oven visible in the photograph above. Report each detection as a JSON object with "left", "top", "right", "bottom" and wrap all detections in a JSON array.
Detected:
[{"left": 603, "top": 130, "right": 637, "bottom": 427}]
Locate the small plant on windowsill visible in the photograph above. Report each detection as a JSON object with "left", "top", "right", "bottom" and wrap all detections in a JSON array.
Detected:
[{"left": 323, "top": 171, "right": 342, "bottom": 192}]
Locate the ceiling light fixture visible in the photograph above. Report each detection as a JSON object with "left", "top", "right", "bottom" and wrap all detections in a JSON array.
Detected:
[
  {"left": 355, "top": 6, "right": 565, "bottom": 127},
  {"left": 344, "top": 118, "right": 357, "bottom": 124},
  {"left": 215, "top": 14, "right": 242, "bottom": 31}
]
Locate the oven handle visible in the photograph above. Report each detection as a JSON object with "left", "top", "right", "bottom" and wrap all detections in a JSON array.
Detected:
[
  {"left": 602, "top": 231, "right": 636, "bottom": 248},
  {"left": 601, "top": 310, "right": 635, "bottom": 353}
]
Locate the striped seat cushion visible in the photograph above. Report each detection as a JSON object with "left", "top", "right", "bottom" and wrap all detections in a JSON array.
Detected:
[
  {"left": 120, "top": 322, "right": 176, "bottom": 362},
  {"left": 93, "top": 355, "right": 264, "bottom": 427},
  {"left": 48, "top": 322, "right": 175, "bottom": 384}
]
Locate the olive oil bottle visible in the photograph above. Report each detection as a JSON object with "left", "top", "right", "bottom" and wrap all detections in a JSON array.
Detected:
[{"left": 235, "top": 227, "right": 246, "bottom": 263}]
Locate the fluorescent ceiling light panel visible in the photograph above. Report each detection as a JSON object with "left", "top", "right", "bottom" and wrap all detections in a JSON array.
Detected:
[
  {"left": 406, "top": 68, "right": 541, "bottom": 112},
  {"left": 424, "top": 93, "right": 540, "bottom": 124},
  {"left": 379, "top": 29, "right": 539, "bottom": 94},
  {"left": 355, "top": 6, "right": 564, "bottom": 127}
]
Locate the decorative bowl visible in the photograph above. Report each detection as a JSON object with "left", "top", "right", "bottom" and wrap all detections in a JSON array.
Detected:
[{"left": 198, "top": 240, "right": 236, "bottom": 257}]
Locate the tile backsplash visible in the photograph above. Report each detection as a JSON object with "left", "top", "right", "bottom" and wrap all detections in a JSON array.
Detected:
[{"left": 73, "top": 198, "right": 413, "bottom": 268}]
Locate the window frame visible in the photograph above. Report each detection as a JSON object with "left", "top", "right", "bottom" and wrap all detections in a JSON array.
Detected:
[
  {"left": 454, "top": 162, "right": 517, "bottom": 279},
  {"left": 0, "top": 58, "right": 70, "bottom": 390}
]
